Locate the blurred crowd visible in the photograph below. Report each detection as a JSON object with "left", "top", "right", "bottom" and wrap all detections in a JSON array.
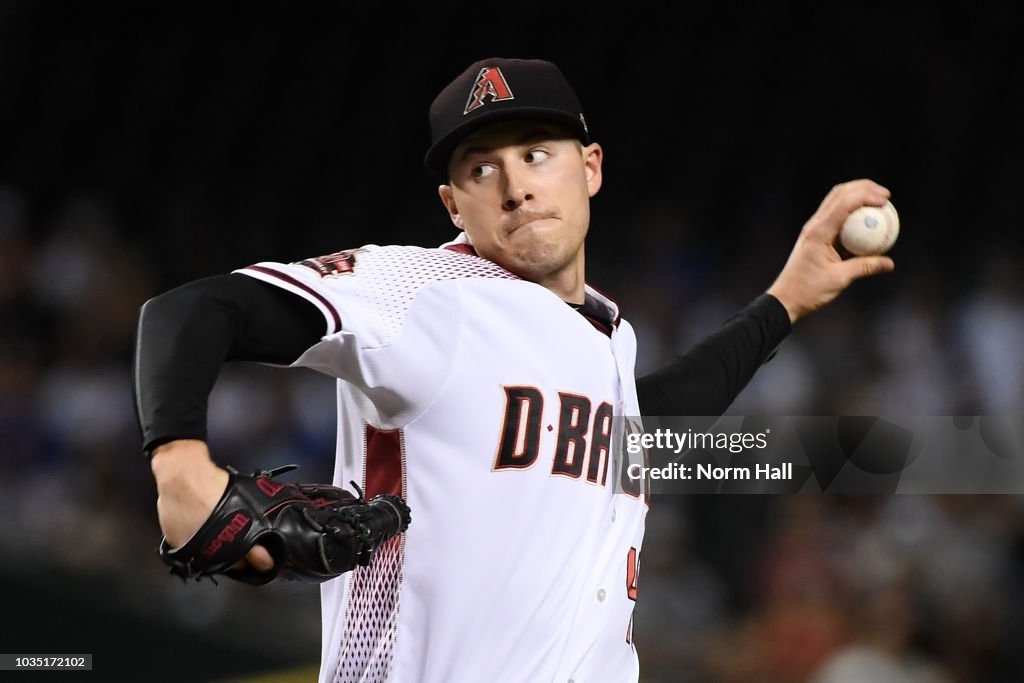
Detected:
[
  {"left": 636, "top": 495, "right": 1024, "bottom": 682},
  {"left": 1, "top": 182, "right": 1022, "bottom": 681}
]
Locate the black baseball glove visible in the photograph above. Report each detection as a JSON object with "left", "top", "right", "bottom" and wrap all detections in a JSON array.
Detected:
[{"left": 158, "top": 464, "right": 411, "bottom": 585}]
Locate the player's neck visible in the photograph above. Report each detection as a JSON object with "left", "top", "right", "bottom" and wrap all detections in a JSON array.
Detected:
[{"left": 535, "top": 252, "right": 586, "bottom": 305}]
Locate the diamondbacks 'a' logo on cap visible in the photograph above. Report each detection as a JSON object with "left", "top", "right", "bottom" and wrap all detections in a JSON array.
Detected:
[{"left": 463, "top": 67, "right": 515, "bottom": 114}]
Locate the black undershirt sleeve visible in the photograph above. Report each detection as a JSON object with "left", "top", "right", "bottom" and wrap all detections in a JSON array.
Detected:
[
  {"left": 132, "top": 273, "right": 325, "bottom": 455},
  {"left": 635, "top": 293, "right": 792, "bottom": 417}
]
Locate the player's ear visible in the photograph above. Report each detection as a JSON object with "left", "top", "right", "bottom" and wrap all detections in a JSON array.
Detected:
[
  {"left": 438, "top": 185, "right": 465, "bottom": 230},
  {"left": 582, "top": 142, "right": 603, "bottom": 197}
]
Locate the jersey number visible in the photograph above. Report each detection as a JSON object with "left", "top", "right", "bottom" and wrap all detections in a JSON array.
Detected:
[
  {"left": 626, "top": 547, "right": 640, "bottom": 601},
  {"left": 626, "top": 547, "right": 640, "bottom": 644}
]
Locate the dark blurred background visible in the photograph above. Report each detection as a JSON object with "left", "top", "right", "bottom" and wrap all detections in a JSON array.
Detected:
[{"left": 1, "top": 2, "right": 1022, "bottom": 682}]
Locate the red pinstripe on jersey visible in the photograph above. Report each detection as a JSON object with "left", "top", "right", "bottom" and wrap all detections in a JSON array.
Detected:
[{"left": 334, "top": 424, "right": 407, "bottom": 682}]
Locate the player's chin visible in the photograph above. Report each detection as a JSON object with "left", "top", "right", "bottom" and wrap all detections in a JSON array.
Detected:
[{"left": 505, "top": 249, "right": 570, "bottom": 282}]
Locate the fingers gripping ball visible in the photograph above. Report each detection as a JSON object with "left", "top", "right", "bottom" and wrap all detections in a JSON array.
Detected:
[
  {"left": 840, "top": 201, "right": 899, "bottom": 256},
  {"left": 158, "top": 465, "right": 411, "bottom": 585}
]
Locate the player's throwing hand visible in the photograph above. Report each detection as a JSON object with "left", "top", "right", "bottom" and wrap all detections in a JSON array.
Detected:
[{"left": 767, "top": 179, "right": 896, "bottom": 323}]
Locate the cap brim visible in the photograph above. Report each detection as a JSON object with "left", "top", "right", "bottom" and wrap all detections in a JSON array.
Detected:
[{"left": 424, "top": 107, "right": 589, "bottom": 181}]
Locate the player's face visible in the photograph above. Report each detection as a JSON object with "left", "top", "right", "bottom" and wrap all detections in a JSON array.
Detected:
[{"left": 438, "top": 121, "right": 603, "bottom": 301}]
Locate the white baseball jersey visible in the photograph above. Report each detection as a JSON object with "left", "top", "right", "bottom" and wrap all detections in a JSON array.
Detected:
[{"left": 237, "top": 237, "right": 648, "bottom": 683}]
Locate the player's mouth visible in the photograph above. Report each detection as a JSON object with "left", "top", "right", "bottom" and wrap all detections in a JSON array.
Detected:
[{"left": 507, "top": 212, "right": 559, "bottom": 235}]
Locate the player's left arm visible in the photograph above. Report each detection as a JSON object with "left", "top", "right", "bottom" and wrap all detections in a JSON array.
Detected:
[
  {"left": 766, "top": 179, "right": 895, "bottom": 324},
  {"left": 636, "top": 294, "right": 790, "bottom": 416},
  {"left": 636, "top": 179, "right": 895, "bottom": 417}
]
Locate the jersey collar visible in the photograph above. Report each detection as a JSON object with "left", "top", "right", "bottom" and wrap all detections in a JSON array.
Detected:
[{"left": 439, "top": 233, "right": 621, "bottom": 333}]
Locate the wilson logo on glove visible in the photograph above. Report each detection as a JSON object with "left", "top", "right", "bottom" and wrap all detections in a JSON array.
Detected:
[{"left": 201, "top": 512, "right": 252, "bottom": 560}]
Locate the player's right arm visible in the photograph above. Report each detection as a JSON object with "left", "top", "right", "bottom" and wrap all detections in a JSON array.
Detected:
[{"left": 133, "top": 273, "right": 325, "bottom": 570}]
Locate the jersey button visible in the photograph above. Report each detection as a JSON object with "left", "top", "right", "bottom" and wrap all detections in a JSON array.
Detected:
[{"left": 597, "top": 588, "right": 606, "bottom": 602}]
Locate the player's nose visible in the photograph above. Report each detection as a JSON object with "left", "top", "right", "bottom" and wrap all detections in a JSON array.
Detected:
[{"left": 501, "top": 163, "right": 534, "bottom": 211}]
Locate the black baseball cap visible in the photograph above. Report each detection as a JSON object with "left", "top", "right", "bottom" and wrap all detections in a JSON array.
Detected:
[{"left": 424, "top": 58, "right": 591, "bottom": 180}]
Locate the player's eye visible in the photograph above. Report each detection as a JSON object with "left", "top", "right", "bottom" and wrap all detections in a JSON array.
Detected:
[
  {"left": 524, "top": 148, "right": 550, "bottom": 164},
  {"left": 471, "top": 164, "right": 496, "bottom": 179}
]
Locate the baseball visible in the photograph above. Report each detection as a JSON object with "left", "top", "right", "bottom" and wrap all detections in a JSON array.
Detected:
[{"left": 840, "top": 200, "right": 899, "bottom": 256}]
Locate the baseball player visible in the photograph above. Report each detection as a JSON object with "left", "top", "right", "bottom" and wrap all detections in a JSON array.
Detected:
[{"left": 132, "top": 58, "right": 895, "bottom": 682}]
